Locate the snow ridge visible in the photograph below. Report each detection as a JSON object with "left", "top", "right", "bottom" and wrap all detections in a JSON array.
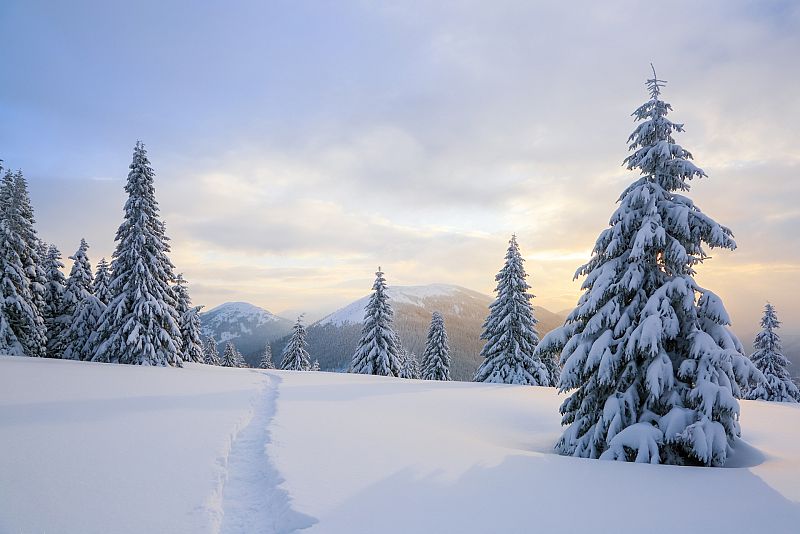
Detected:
[{"left": 215, "top": 372, "right": 316, "bottom": 534}]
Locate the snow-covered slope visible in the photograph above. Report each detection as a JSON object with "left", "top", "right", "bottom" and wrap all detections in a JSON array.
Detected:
[
  {"left": 301, "top": 284, "right": 565, "bottom": 380},
  {"left": 201, "top": 302, "right": 293, "bottom": 365},
  {"left": 2, "top": 357, "right": 799, "bottom": 533}
]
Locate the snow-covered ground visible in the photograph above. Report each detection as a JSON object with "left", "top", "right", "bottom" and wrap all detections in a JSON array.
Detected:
[{"left": 2, "top": 357, "right": 799, "bottom": 533}]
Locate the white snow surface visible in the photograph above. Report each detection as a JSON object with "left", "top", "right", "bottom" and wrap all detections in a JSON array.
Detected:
[
  {"left": 316, "top": 283, "right": 479, "bottom": 327},
  {"left": 2, "top": 357, "right": 800, "bottom": 533}
]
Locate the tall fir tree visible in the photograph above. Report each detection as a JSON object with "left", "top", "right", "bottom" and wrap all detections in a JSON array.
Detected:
[
  {"left": 93, "top": 257, "right": 112, "bottom": 305},
  {"left": 0, "top": 169, "right": 47, "bottom": 357},
  {"left": 537, "top": 68, "right": 756, "bottom": 466},
  {"left": 259, "top": 343, "right": 275, "bottom": 369},
  {"left": 280, "top": 316, "right": 312, "bottom": 371},
  {"left": 59, "top": 239, "right": 106, "bottom": 361},
  {"left": 203, "top": 336, "right": 221, "bottom": 366},
  {"left": 221, "top": 341, "right": 239, "bottom": 368},
  {"left": 173, "top": 274, "right": 204, "bottom": 364},
  {"left": 42, "top": 244, "right": 67, "bottom": 355},
  {"left": 746, "top": 304, "right": 799, "bottom": 402},
  {"left": 12, "top": 171, "right": 48, "bottom": 354},
  {"left": 90, "top": 142, "right": 183, "bottom": 366},
  {"left": 421, "top": 312, "right": 451, "bottom": 381},
  {"left": 350, "top": 268, "right": 401, "bottom": 376},
  {"left": 475, "top": 235, "right": 552, "bottom": 386}
]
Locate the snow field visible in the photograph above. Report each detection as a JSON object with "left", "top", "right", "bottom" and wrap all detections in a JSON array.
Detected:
[{"left": 2, "top": 358, "right": 800, "bottom": 533}]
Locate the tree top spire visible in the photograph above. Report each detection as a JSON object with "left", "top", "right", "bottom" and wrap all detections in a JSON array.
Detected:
[{"left": 647, "top": 63, "right": 667, "bottom": 99}]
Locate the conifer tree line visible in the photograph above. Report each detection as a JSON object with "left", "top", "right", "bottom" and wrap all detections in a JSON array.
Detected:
[{"left": 0, "top": 143, "right": 205, "bottom": 366}]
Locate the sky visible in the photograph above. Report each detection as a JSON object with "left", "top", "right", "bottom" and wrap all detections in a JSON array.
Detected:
[{"left": 1, "top": 0, "right": 798, "bottom": 340}]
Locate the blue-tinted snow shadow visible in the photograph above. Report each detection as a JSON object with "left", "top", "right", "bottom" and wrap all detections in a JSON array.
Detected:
[
  {"left": 0, "top": 389, "right": 256, "bottom": 427},
  {"left": 314, "top": 454, "right": 800, "bottom": 534}
]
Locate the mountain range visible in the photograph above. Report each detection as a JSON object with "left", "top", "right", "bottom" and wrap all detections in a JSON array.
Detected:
[
  {"left": 202, "top": 284, "right": 566, "bottom": 379},
  {"left": 201, "top": 287, "right": 800, "bottom": 382}
]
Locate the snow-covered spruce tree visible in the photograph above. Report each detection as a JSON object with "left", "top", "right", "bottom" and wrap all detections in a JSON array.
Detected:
[
  {"left": 399, "top": 350, "right": 420, "bottom": 379},
  {"left": 235, "top": 348, "right": 247, "bottom": 368},
  {"left": 173, "top": 274, "right": 204, "bottom": 364},
  {"left": 474, "top": 235, "right": 552, "bottom": 386},
  {"left": 90, "top": 142, "right": 183, "bottom": 366},
  {"left": 280, "top": 316, "right": 311, "bottom": 371},
  {"left": 93, "top": 258, "right": 112, "bottom": 305},
  {"left": 536, "top": 69, "right": 756, "bottom": 466},
  {"left": 11, "top": 171, "right": 49, "bottom": 353},
  {"left": 60, "top": 240, "right": 107, "bottom": 361},
  {"left": 0, "top": 169, "right": 47, "bottom": 357},
  {"left": 221, "top": 342, "right": 239, "bottom": 367},
  {"left": 421, "top": 312, "right": 451, "bottom": 381},
  {"left": 59, "top": 240, "right": 94, "bottom": 316},
  {"left": 259, "top": 343, "right": 275, "bottom": 369},
  {"left": 350, "top": 268, "right": 401, "bottom": 376},
  {"left": 311, "top": 359, "right": 320, "bottom": 372},
  {"left": 746, "top": 304, "right": 799, "bottom": 402},
  {"left": 42, "top": 244, "right": 67, "bottom": 355},
  {"left": 203, "top": 336, "right": 221, "bottom": 366}
]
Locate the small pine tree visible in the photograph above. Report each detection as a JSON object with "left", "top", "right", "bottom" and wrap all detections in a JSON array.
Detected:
[
  {"left": 746, "top": 304, "right": 799, "bottom": 402},
  {"left": 59, "top": 239, "right": 94, "bottom": 315},
  {"left": 91, "top": 142, "right": 183, "bottom": 366},
  {"left": 173, "top": 274, "right": 204, "bottom": 364},
  {"left": 93, "top": 258, "right": 112, "bottom": 305},
  {"left": 221, "top": 342, "right": 239, "bottom": 367},
  {"left": 42, "top": 244, "right": 67, "bottom": 356},
  {"left": 259, "top": 344, "right": 275, "bottom": 369},
  {"left": 399, "top": 350, "right": 420, "bottom": 379},
  {"left": 421, "top": 312, "right": 451, "bottom": 381},
  {"left": 280, "top": 316, "right": 311, "bottom": 371},
  {"left": 203, "top": 336, "right": 221, "bottom": 366},
  {"left": 311, "top": 359, "right": 320, "bottom": 371},
  {"left": 475, "top": 235, "right": 551, "bottom": 386},
  {"left": 350, "top": 268, "right": 401, "bottom": 376},
  {"left": 0, "top": 169, "right": 47, "bottom": 357},
  {"left": 60, "top": 240, "right": 106, "bottom": 361},
  {"left": 536, "top": 68, "right": 756, "bottom": 466}
]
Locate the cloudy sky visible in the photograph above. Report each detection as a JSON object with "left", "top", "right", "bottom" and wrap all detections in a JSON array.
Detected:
[{"left": 1, "top": 0, "right": 798, "bottom": 339}]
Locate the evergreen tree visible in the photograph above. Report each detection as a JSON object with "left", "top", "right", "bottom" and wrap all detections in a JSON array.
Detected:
[
  {"left": 236, "top": 348, "right": 247, "bottom": 367},
  {"left": 42, "top": 244, "right": 67, "bottom": 355},
  {"left": 11, "top": 171, "right": 48, "bottom": 356},
  {"left": 421, "top": 312, "right": 451, "bottom": 381},
  {"left": 221, "top": 341, "right": 239, "bottom": 367},
  {"left": 350, "top": 268, "right": 401, "bottom": 376},
  {"left": 60, "top": 239, "right": 94, "bottom": 314},
  {"left": 203, "top": 336, "right": 221, "bottom": 366},
  {"left": 399, "top": 350, "right": 420, "bottom": 379},
  {"left": 93, "top": 258, "right": 112, "bottom": 305},
  {"left": 746, "top": 304, "right": 799, "bottom": 402},
  {"left": 474, "top": 235, "right": 551, "bottom": 386},
  {"left": 311, "top": 359, "right": 320, "bottom": 372},
  {"left": 537, "top": 68, "right": 756, "bottom": 466},
  {"left": 59, "top": 240, "right": 107, "bottom": 360},
  {"left": 0, "top": 169, "right": 47, "bottom": 357},
  {"left": 259, "top": 343, "right": 275, "bottom": 369},
  {"left": 280, "top": 316, "right": 311, "bottom": 371},
  {"left": 90, "top": 142, "right": 183, "bottom": 366},
  {"left": 173, "top": 274, "right": 204, "bottom": 363}
]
